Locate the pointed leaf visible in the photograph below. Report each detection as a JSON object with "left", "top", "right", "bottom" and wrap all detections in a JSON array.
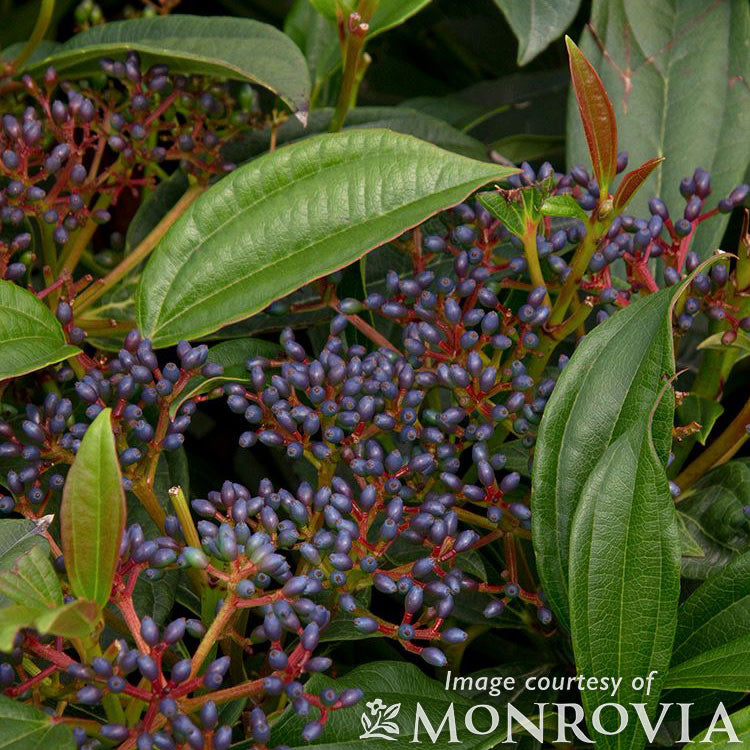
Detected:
[
  {"left": 22, "top": 16, "right": 310, "bottom": 113},
  {"left": 0, "top": 546, "right": 62, "bottom": 610},
  {"left": 532, "top": 289, "right": 676, "bottom": 628},
  {"left": 613, "top": 157, "right": 665, "bottom": 210},
  {"left": 0, "top": 694, "right": 75, "bottom": 749},
  {"left": 565, "top": 36, "right": 618, "bottom": 193},
  {"left": 665, "top": 634, "right": 750, "bottom": 692},
  {"left": 478, "top": 187, "right": 546, "bottom": 238},
  {"left": 0, "top": 280, "right": 80, "bottom": 379},
  {"left": 495, "top": 0, "right": 582, "bottom": 65},
  {"left": 61, "top": 408, "right": 126, "bottom": 608},
  {"left": 137, "top": 130, "right": 517, "bottom": 346},
  {"left": 569, "top": 421, "right": 680, "bottom": 750}
]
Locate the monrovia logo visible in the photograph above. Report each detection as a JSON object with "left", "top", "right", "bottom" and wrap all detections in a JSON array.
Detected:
[
  {"left": 358, "top": 700, "right": 742, "bottom": 744},
  {"left": 360, "top": 699, "right": 401, "bottom": 740}
]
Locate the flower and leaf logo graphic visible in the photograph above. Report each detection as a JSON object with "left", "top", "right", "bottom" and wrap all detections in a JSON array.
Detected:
[{"left": 359, "top": 698, "right": 401, "bottom": 740}]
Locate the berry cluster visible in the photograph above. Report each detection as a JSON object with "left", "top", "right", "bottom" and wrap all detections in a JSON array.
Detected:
[{"left": 0, "top": 50, "right": 261, "bottom": 284}]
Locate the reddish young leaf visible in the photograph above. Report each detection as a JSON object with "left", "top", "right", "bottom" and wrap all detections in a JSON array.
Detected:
[
  {"left": 566, "top": 36, "right": 618, "bottom": 194},
  {"left": 613, "top": 157, "right": 665, "bottom": 210}
]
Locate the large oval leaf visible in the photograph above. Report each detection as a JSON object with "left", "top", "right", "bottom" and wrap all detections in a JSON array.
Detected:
[
  {"left": 569, "top": 422, "right": 680, "bottom": 750},
  {"left": 0, "top": 280, "right": 80, "bottom": 379},
  {"left": 567, "top": 0, "right": 750, "bottom": 254},
  {"left": 0, "top": 695, "right": 74, "bottom": 750},
  {"left": 531, "top": 289, "right": 676, "bottom": 628},
  {"left": 137, "top": 129, "right": 515, "bottom": 346},
  {"left": 22, "top": 15, "right": 310, "bottom": 113},
  {"left": 60, "top": 408, "right": 126, "bottom": 609}
]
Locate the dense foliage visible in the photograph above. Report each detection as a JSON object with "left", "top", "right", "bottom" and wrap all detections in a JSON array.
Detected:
[{"left": 0, "top": 1, "right": 748, "bottom": 749}]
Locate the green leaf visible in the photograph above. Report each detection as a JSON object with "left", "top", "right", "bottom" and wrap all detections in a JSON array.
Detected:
[
  {"left": 0, "top": 606, "right": 41, "bottom": 651},
  {"left": 368, "top": 0, "right": 433, "bottom": 39},
  {"left": 569, "top": 421, "right": 680, "bottom": 750},
  {"left": 0, "top": 546, "right": 62, "bottom": 610},
  {"left": 677, "top": 512, "right": 706, "bottom": 559},
  {"left": 678, "top": 461, "right": 750, "bottom": 580},
  {"left": 169, "top": 337, "right": 281, "bottom": 418},
  {"left": 693, "top": 705, "right": 750, "bottom": 747},
  {"left": 61, "top": 408, "right": 126, "bottom": 609},
  {"left": 664, "top": 633, "right": 750, "bottom": 692},
  {"left": 673, "top": 550, "right": 750, "bottom": 666},
  {"left": 532, "top": 288, "right": 676, "bottom": 628},
  {"left": 479, "top": 186, "right": 546, "bottom": 238},
  {"left": 0, "top": 694, "right": 75, "bottom": 749},
  {"left": 307, "top": 0, "right": 431, "bottom": 38},
  {"left": 567, "top": 0, "right": 750, "bottom": 255},
  {"left": 0, "top": 280, "right": 80, "bottom": 379},
  {"left": 223, "top": 106, "right": 488, "bottom": 163},
  {"left": 34, "top": 599, "right": 100, "bottom": 641},
  {"left": 269, "top": 661, "right": 515, "bottom": 749},
  {"left": 677, "top": 394, "right": 724, "bottom": 446},
  {"left": 697, "top": 329, "right": 750, "bottom": 364},
  {"left": 565, "top": 36, "right": 618, "bottom": 194},
  {"left": 22, "top": 16, "right": 311, "bottom": 114},
  {"left": 284, "top": 0, "right": 340, "bottom": 94},
  {"left": 540, "top": 194, "right": 588, "bottom": 221},
  {"left": 494, "top": 0, "right": 581, "bottom": 65},
  {"left": 0, "top": 519, "right": 49, "bottom": 572},
  {"left": 137, "top": 129, "right": 516, "bottom": 346}
]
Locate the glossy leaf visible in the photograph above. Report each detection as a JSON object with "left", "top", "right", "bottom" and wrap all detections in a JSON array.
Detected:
[
  {"left": 22, "top": 16, "right": 311, "bottom": 113},
  {"left": 693, "top": 705, "right": 750, "bottom": 746},
  {"left": 268, "top": 661, "right": 515, "bottom": 749},
  {"left": 673, "top": 550, "right": 750, "bottom": 666},
  {"left": 495, "top": 0, "right": 581, "bottom": 65},
  {"left": 0, "top": 280, "right": 80, "bottom": 379},
  {"left": 0, "top": 546, "right": 62, "bottom": 610},
  {"left": 0, "top": 518, "right": 49, "bottom": 571},
  {"left": 567, "top": 0, "right": 750, "bottom": 254},
  {"left": 612, "top": 157, "right": 664, "bottom": 210},
  {"left": 678, "top": 461, "right": 750, "bottom": 580},
  {"left": 169, "top": 337, "right": 281, "bottom": 417},
  {"left": 664, "top": 634, "right": 750, "bottom": 692},
  {"left": 676, "top": 394, "right": 724, "bottom": 446},
  {"left": 0, "top": 694, "right": 75, "bottom": 749},
  {"left": 569, "top": 422, "right": 680, "bottom": 750},
  {"left": 532, "top": 289, "right": 676, "bottom": 628},
  {"left": 60, "top": 408, "right": 126, "bottom": 609},
  {"left": 565, "top": 36, "right": 618, "bottom": 193},
  {"left": 137, "top": 129, "right": 516, "bottom": 346}
]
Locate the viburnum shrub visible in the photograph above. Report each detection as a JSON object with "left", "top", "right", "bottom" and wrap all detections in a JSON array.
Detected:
[{"left": 0, "top": 1, "right": 748, "bottom": 749}]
